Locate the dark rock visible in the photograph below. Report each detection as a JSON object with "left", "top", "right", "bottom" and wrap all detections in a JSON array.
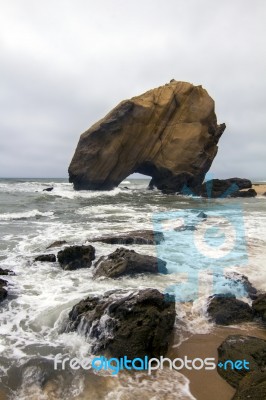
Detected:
[
  {"left": 57, "top": 245, "right": 95, "bottom": 270},
  {"left": 0, "top": 288, "right": 7, "bottom": 302},
  {"left": 252, "top": 293, "right": 266, "bottom": 322},
  {"left": 68, "top": 81, "right": 225, "bottom": 193},
  {"left": 93, "top": 247, "right": 167, "bottom": 278},
  {"left": 66, "top": 288, "right": 176, "bottom": 358},
  {"left": 207, "top": 293, "right": 253, "bottom": 325},
  {"left": 198, "top": 178, "right": 252, "bottom": 198},
  {"left": 0, "top": 268, "right": 15, "bottom": 276},
  {"left": 43, "top": 187, "right": 53, "bottom": 192},
  {"left": 0, "top": 278, "right": 8, "bottom": 303},
  {"left": 34, "top": 254, "right": 56, "bottom": 262},
  {"left": 263, "top": 192, "right": 266, "bottom": 196},
  {"left": 46, "top": 240, "right": 67, "bottom": 249},
  {"left": 231, "top": 188, "right": 257, "bottom": 198},
  {"left": 217, "top": 335, "right": 266, "bottom": 388},
  {"left": 174, "top": 225, "right": 197, "bottom": 231},
  {"left": 232, "top": 371, "right": 266, "bottom": 400},
  {"left": 197, "top": 211, "right": 207, "bottom": 219},
  {"left": 91, "top": 230, "right": 164, "bottom": 245},
  {"left": 225, "top": 272, "right": 257, "bottom": 300},
  {"left": 0, "top": 278, "right": 8, "bottom": 286}
]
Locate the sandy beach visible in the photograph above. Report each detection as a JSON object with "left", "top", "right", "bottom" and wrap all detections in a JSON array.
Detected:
[
  {"left": 253, "top": 183, "right": 266, "bottom": 196},
  {"left": 175, "top": 324, "right": 266, "bottom": 400}
]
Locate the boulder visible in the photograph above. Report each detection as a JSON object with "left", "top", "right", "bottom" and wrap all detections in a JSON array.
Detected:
[
  {"left": 232, "top": 372, "right": 266, "bottom": 400},
  {"left": 198, "top": 178, "right": 253, "bottom": 198},
  {"left": 252, "top": 293, "right": 266, "bottom": 322},
  {"left": 231, "top": 188, "right": 257, "bottom": 198},
  {"left": 0, "top": 268, "right": 15, "bottom": 276},
  {"left": 34, "top": 254, "right": 56, "bottom": 262},
  {"left": 66, "top": 288, "right": 176, "bottom": 358},
  {"left": 57, "top": 245, "right": 95, "bottom": 270},
  {"left": 68, "top": 80, "right": 225, "bottom": 193},
  {"left": 0, "top": 278, "right": 8, "bottom": 303},
  {"left": 46, "top": 240, "right": 67, "bottom": 249},
  {"left": 217, "top": 335, "right": 266, "bottom": 388},
  {"left": 91, "top": 230, "right": 164, "bottom": 245},
  {"left": 207, "top": 294, "right": 253, "bottom": 325},
  {"left": 93, "top": 247, "right": 167, "bottom": 278}
]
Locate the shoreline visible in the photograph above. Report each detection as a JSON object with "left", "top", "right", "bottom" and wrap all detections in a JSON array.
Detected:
[
  {"left": 173, "top": 324, "right": 266, "bottom": 400},
  {"left": 252, "top": 183, "right": 266, "bottom": 195}
]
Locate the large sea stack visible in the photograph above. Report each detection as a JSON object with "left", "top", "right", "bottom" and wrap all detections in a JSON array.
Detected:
[{"left": 69, "top": 80, "right": 225, "bottom": 193}]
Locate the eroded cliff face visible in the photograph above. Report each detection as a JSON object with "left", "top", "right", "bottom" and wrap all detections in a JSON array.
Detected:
[{"left": 68, "top": 80, "right": 225, "bottom": 192}]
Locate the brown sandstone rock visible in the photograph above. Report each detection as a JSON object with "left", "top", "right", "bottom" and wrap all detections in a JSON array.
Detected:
[{"left": 69, "top": 80, "right": 225, "bottom": 193}]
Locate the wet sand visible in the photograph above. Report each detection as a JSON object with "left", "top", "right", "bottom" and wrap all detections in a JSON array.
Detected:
[
  {"left": 253, "top": 183, "right": 266, "bottom": 196},
  {"left": 175, "top": 324, "right": 266, "bottom": 400}
]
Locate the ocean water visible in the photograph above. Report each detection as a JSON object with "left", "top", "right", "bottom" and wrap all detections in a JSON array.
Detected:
[{"left": 0, "top": 178, "right": 266, "bottom": 399}]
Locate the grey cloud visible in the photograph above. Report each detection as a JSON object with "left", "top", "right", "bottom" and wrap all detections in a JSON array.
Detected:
[{"left": 0, "top": 0, "right": 265, "bottom": 180}]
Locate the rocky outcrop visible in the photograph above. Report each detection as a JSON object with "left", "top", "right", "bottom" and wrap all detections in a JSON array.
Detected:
[
  {"left": 232, "top": 372, "right": 266, "bottom": 400},
  {"left": 207, "top": 294, "right": 253, "bottom": 325},
  {"left": 93, "top": 247, "right": 167, "bottom": 278},
  {"left": 231, "top": 188, "right": 257, "bottom": 198},
  {"left": 69, "top": 80, "right": 225, "bottom": 193},
  {"left": 57, "top": 245, "right": 95, "bottom": 270},
  {"left": 91, "top": 230, "right": 164, "bottom": 245},
  {"left": 66, "top": 288, "right": 176, "bottom": 358},
  {"left": 0, "top": 278, "right": 8, "bottom": 303},
  {"left": 252, "top": 293, "right": 266, "bottom": 322},
  {"left": 34, "top": 254, "right": 56, "bottom": 262},
  {"left": 197, "top": 178, "right": 255, "bottom": 198},
  {"left": 217, "top": 335, "right": 266, "bottom": 388}
]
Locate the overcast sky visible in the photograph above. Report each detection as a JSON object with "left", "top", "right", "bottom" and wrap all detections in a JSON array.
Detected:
[{"left": 0, "top": 0, "right": 265, "bottom": 180}]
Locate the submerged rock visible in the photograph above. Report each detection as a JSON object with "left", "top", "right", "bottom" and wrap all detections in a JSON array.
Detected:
[
  {"left": 207, "top": 294, "right": 253, "bottom": 325},
  {"left": 174, "top": 225, "right": 197, "bottom": 231},
  {"left": 91, "top": 230, "right": 164, "bottom": 245},
  {"left": 69, "top": 80, "right": 225, "bottom": 193},
  {"left": 198, "top": 178, "right": 254, "bottom": 198},
  {"left": 34, "top": 254, "right": 56, "bottom": 262},
  {"left": 46, "top": 240, "right": 67, "bottom": 249},
  {"left": 217, "top": 335, "right": 266, "bottom": 388},
  {"left": 252, "top": 293, "right": 266, "bottom": 322},
  {"left": 57, "top": 245, "right": 95, "bottom": 270},
  {"left": 0, "top": 268, "right": 15, "bottom": 276},
  {"left": 0, "top": 278, "right": 8, "bottom": 303},
  {"left": 66, "top": 288, "right": 176, "bottom": 358},
  {"left": 43, "top": 187, "right": 53, "bottom": 192},
  {"left": 93, "top": 247, "right": 167, "bottom": 278},
  {"left": 224, "top": 272, "right": 257, "bottom": 300},
  {"left": 197, "top": 211, "right": 208, "bottom": 219}
]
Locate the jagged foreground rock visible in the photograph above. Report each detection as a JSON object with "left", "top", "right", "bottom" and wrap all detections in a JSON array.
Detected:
[
  {"left": 65, "top": 288, "right": 176, "bottom": 358},
  {"left": 69, "top": 80, "right": 225, "bottom": 192},
  {"left": 217, "top": 335, "right": 266, "bottom": 400}
]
